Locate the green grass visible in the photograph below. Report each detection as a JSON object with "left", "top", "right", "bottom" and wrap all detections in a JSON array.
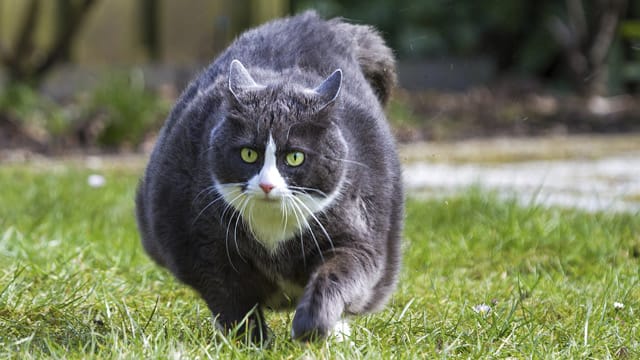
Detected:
[{"left": 1, "top": 162, "right": 639, "bottom": 359}]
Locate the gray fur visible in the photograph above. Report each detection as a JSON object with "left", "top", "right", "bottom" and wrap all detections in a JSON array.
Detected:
[{"left": 136, "top": 11, "right": 403, "bottom": 342}]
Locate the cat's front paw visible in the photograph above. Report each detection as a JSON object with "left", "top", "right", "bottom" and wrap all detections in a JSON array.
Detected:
[{"left": 291, "top": 305, "right": 334, "bottom": 341}]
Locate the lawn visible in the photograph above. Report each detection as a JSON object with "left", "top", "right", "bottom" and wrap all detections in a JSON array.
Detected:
[{"left": 0, "top": 161, "right": 638, "bottom": 359}]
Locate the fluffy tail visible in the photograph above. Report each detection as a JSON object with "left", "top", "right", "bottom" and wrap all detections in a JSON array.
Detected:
[{"left": 336, "top": 21, "right": 397, "bottom": 106}]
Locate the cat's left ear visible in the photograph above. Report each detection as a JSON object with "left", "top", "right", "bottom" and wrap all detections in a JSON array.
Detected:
[
  {"left": 228, "top": 59, "right": 265, "bottom": 101},
  {"left": 314, "top": 69, "right": 342, "bottom": 109}
]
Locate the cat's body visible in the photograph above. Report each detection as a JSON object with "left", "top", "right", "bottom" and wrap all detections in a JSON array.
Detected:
[{"left": 136, "top": 11, "right": 403, "bottom": 341}]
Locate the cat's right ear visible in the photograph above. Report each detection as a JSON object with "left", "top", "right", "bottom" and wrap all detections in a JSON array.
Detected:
[
  {"left": 228, "top": 60, "right": 264, "bottom": 102},
  {"left": 314, "top": 69, "right": 342, "bottom": 110}
]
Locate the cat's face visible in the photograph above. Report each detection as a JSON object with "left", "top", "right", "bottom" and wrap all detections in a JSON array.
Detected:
[{"left": 208, "top": 60, "right": 347, "bottom": 251}]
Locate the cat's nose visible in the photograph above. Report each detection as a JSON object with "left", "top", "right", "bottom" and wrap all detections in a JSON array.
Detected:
[{"left": 259, "top": 182, "right": 275, "bottom": 194}]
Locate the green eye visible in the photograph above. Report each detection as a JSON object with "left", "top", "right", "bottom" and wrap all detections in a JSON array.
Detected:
[
  {"left": 240, "top": 148, "right": 258, "bottom": 163},
  {"left": 285, "top": 151, "right": 305, "bottom": 167}
]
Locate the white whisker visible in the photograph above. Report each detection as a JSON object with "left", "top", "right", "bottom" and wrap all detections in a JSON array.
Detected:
[
  {"left": 332, "top": 157, "right": 369, "bottom": 169},
  {"left": 280, "top": 196, "right": 290, "bottom": 242},
  {"left": 233, "top": 194, "right": 251, "bottom": 263},
  {"left": 192, "top": 184, "right": 217, "bottom": 207},
  {"left": 287, "top": 194, "right": 324, "bottom": 263},
  {"left": 290, "top": 193, "right": 335, "bottom": 253},
  {"left": 199, "top": 144, "right": 215, "bottom": 157},
  {"left": 218, "top": 186, "right": 249, "bottom": 271},
  {"left": 224, "top": 209, "right": 241, "bottom": 273},
  {"left": 192, "top": 192, "right": 227, "bottom": 226},
  {"left": 288, "top": 185, "right": 329, "bottom": 198},
  {"left": 286, "top": 196, "right": 307, "bottom": 268},
  {"left": 244, "top": 196, "right": 258, "bottom": 240},
  {"left": 220, "top": 188, "right": 244, "bottom": 220}
]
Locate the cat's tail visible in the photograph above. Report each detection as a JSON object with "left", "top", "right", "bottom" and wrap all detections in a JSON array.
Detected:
[{"left": 335, "top": 21, "right": 397, "bottom": 106}]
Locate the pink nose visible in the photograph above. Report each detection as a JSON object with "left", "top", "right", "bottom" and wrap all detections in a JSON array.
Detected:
[{"left": 259, "top": 183, "right": 275, "bottom": 194}]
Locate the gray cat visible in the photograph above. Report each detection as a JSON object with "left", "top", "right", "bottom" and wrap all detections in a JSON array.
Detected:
[{"left": 135, "top": 11, "right": 403, "bottom": 342}]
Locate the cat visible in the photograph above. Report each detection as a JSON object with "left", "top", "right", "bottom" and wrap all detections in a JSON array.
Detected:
[{"left": 135, "top": 10, "right": 403, "bottom": 342}]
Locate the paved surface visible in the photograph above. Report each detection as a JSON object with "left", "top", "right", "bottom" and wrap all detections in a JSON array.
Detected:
[{"left": 404, "top": 152, "right": 640, "bottom": 213}]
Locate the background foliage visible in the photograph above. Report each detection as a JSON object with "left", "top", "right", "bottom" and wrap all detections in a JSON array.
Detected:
[
  {"left": 0, "top": 0, "right": 639, "bottom": 149},
  {"left": 294, "top": 0, "right": 639, "bottom": 94}
]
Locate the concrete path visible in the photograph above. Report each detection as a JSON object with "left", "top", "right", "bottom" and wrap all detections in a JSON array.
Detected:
[{"left": 404, "top": 150, "right": 640, "bottom": 213}]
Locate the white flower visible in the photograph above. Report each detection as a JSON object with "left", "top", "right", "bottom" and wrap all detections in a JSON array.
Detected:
[
  {"left": 88, "top": 174, "right": 106, "bottom": 188},
  {"left": 613, "top": 302, "right": 625, "bottom": 310},
  {"left": 472, "top": 303, "right": 492, "bottom": 315}
]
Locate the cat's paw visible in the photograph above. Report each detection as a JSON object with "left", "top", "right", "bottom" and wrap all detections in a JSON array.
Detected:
[{"left": 291, "top": 306, "right": 333, "bottom": 341}]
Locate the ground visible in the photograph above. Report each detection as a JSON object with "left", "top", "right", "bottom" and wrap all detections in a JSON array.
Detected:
[{"left": 1, "top": 134, "right": 639, "bottom": 358}]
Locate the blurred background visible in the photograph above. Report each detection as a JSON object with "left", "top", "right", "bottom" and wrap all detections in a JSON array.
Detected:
[{"left": 0, "top": 0, "right": 638, "bottom": 153}]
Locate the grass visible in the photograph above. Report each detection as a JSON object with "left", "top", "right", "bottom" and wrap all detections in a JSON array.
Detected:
[{"left": 0, "top": 161, "right": 639, "bottom": 359}]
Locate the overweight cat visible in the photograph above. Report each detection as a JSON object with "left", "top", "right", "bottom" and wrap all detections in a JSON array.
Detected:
[{"left": 135, "top": 10, "right": 403, "bottom": 342}]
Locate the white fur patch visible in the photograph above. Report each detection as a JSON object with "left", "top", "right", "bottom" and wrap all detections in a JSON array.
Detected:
[
  {"left": 246, "top": 136, "right": 287, "bottom": 199},
  {"left": 331, "top": 319, "right": 352, "bottom": 343}
]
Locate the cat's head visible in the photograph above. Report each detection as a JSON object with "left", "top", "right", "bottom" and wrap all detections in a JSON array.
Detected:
[{"left": 208, "top": 60, "right": 348, "bottom": 251}]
